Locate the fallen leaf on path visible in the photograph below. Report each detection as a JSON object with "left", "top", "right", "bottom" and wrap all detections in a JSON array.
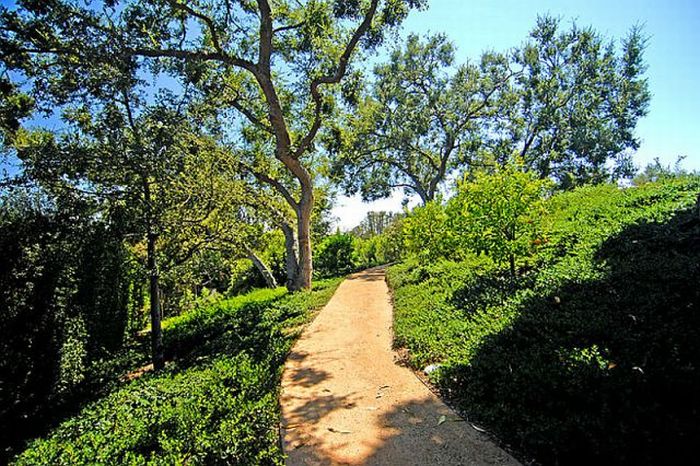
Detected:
[
  {"left": 327, "top": 427, "right": 352, "bottom": 434},
  {"left": 470, "top": 423, "right": 487, "bottom": 433},
  {"left": 438, "top": 415, "right": 466, "bottom": 426}
]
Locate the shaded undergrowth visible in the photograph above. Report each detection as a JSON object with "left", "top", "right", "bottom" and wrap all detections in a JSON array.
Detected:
[
  {"left": 387, "top": 179, "right": 700, "bottom": 465},
  {"left": 13, "top": 279, "right": 341, "bottom": 465}
]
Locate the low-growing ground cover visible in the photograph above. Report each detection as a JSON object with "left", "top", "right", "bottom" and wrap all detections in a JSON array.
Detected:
[
  {"left": 387, "top": 178, "right": 700, "bottom": 465},
  {"left": 13, "top": 279, "right": 341, "bottom": 465}
]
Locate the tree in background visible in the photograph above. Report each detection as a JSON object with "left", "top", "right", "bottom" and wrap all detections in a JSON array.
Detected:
[
  {"left": 351, "top": 210, "right": 402, "bottom": 238},
  {"left": 493, "top": 16, "right": 651, "bottom": 186},
  {"left": 447, "top": 159, "right": 552, "bottom": 278},
  {"left": 314, "top": 232, "right": 356, "bottom": 277},
  {"left": 331, "top": 16, "right": 650, "bottom": 203},
  {"left": 13, "top": 91, "right": 218, "bottom": 370},
  {"left": 333, "top": 33, "right": 512, "bottom": 204}
]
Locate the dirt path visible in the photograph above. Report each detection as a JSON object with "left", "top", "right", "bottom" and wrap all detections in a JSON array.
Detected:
[{"left": 280, "top": 267, "right": 520, "bottom": 466}]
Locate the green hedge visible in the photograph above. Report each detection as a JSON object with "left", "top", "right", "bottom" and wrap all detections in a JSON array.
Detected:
[
  {"left": 13, "top": 279, "right": 342, "bottom": 465},
  {"left": 387, "top": 177, "right": 700, "bottom": 465}
]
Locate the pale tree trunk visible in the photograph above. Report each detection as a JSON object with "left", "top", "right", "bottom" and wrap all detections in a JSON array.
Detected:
[
  {"left": 246, "top": 248, "right": 277, "bottom": 288},
  {"left": 294, "top": 192, "right": 314, "bottom": 290},
  {"left": 281, "top": 223, "right": 300, "bottom": 291}
]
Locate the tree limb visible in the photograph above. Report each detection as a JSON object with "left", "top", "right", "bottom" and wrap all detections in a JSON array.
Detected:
[{"left": 294, "top": 0, "right": 380, "bottom": 159}]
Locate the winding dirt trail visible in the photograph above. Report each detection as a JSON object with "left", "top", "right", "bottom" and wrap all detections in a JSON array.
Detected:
[{"left": 280, "top": 267, "right": 520, "bottom": 466}]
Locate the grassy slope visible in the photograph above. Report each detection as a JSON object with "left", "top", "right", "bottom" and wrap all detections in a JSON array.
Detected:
[
  {"left": 387, "top": 178, "right": 700, "bottom": 465},
  {"left": 14, "top": 279, "right": 342, "bottom": 465}
]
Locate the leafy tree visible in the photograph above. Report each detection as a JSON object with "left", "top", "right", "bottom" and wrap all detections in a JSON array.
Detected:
[
  {"left": 402, "top": 199, "right": 457, "bottom": 261},
  {"left": 333, "top": 33, "right": 512, "bottom": 204},
  {"left": 494, "top": 16, "right": 651, "bottom": 186},
  {"left": 447, "top": 159, "right": 552, "bottom": 278},
  {"left": 12, "top": 92, "right": 210, "bottom": 370},
  {"left": 351, "top": 210, "right": 402, "bottom": 238},
  {"left": 0, "top": 0, "right": 423, "bottom": 290},
  {"left": 632, "top": 156, "right": 693, "bottom": 185}
]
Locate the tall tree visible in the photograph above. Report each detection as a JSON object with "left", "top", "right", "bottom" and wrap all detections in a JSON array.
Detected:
[
  {"left": 332, "top": 33, "right": 513, "bottom": 204},
  {"left": 494, "top": 16, "right": 651, "bottom": 186},
  {"left": 13, "top": 91, "right": 210, "bottom": 370},
  {"left": 0, "top": 0, "right": 423, "bottom": 290}
]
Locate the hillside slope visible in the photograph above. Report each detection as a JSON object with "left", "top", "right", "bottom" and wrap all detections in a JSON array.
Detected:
[{"left": 387, "top": 178, "right": 700, "bottom": 465}]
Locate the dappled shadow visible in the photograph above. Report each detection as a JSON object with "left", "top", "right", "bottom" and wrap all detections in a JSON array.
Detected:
[
  {"left": 345, "top": 266, "right": 387, "bottom": 282},
  {"left": 284, "top": 394, "right": 517, "bottom": 465},
  {"left": 443, "top": 208, "right": 700, "bottom": 465},
  {"left": 287, "top": 356, "right": 332, "bottom": 388}
]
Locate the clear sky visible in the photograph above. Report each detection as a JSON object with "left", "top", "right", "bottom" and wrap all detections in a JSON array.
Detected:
[
  {"left": 1, "top": 0, "right": 698, "bottom": 229},
  {"left": 333, "top": 0, "right": 700, "bottom": 230}
]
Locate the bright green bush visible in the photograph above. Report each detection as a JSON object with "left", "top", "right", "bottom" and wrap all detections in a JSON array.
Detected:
[
  {"left": 387, "top": 177, "right": 700, "bottom": 465},
  {"left": 314, "top": 233, "right": 357, "bottom": 277},
  {"left": 447, "top": 162, "right": 552, "bottom": 276},
  {"left": 402, "top": 201, "right": 459, "bottom": 261},
  {"left": 14, "top": 279, "right": 342, "bottom": 465}
]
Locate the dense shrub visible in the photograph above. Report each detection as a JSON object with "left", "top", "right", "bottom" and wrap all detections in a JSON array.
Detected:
[
  {"left": 447, "top": 162, "right": 552, "bottom": 276},
  {"left": 0, "top": 191, "right": 137, "bottom": 460},
  {"left": 314, "top": 233, "right": 357, "bottom": 277},
  {"left": 402, "top": 200, "right": 458, "bottom": 261},
  {"left": 13, "top": 279, "right": 342, "bottom": 465},
  {"left": 387, "top": 177, "right": 700, "bottom": 465}
]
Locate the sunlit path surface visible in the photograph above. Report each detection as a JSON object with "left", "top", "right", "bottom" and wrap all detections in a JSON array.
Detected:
[{"left": 280, "top": 267, "right": 519, "bottom": 466}]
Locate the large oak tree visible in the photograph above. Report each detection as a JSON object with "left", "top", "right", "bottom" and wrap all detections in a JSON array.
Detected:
[{"left": 1, "top": 0, "right": 423, "bottom": 290}]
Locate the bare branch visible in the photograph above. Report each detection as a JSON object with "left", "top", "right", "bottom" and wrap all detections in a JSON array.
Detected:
[
  {"left": 236, "top": 160, "right": 299, "bottom": 211},
  {"left": 228, "top": 91, "right": 274, "bottom": 134},
  {"left": 273, "top": 21, "right": 306, "bottom": 34},
  {"left": 129, "top": 47, "right": 256, "bottom": 73}
]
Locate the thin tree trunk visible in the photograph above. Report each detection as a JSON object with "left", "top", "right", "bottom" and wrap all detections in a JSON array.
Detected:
[
  {"left": 143, "top": 176, "right": 164, "bottom": 371},
  {"left": 247, "top": 248, "right": 277, "bottom": 288},
  {"left": 509, "top": 253, "right": 516, "bottom": 280},
  {"left": 147, "top": 232, "right": 164, "bottom": 371}
]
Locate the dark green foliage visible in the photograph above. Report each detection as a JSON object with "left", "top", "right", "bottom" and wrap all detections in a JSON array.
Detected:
[
  {"left": 314, "top": 215, "right": 406, "bottom": 278},
  {"left": 500, "top": 17, "right": 651, "bottom": 186},
  {"left": 387, "top": 177, "right": 700, "bottom": 465},
  {"left": 0, "top": 190, "right": 135, "bottom": 460},
  {"left": 13, "top": 279, "right": 341, "bottom": 465}
]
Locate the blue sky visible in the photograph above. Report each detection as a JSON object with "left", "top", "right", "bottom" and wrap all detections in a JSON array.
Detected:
[
  {"left": 400, "top": 0, "right": 700, "bottom": 172},
  {"left": 333, "top": 0, "right": 700, "bottom": 229},
  {"left": 1, "top": 0, "right": 698, "bottom": 227}
]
